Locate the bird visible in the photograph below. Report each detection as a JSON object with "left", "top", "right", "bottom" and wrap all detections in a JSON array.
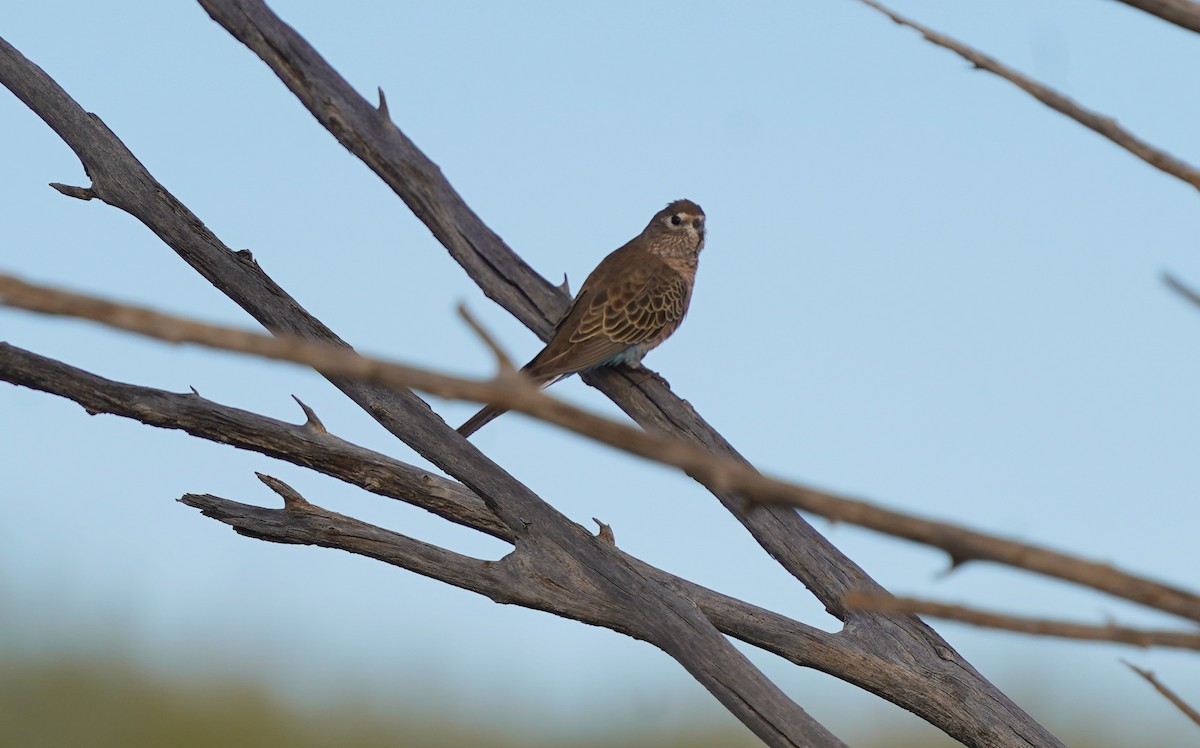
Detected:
[{"left": 457, "top": 199, "right": 706, "bottom": 437}]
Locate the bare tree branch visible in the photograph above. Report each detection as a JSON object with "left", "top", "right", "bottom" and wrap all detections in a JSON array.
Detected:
[
  {"left": 6, "top": 276, "right": 1199, "bottom": 631},
  {"left": 845, "top": 593, "right": 1200, "bottom": 650},
  {"left": 177, "top": 8, "right": 1089, "bottom": 743},
  {"left": 195, "top": 0, "right": 895, "bottom": 615},
  {"left": 1112, "top": 0, "right": 1200, "bottom": 34},
  {"left": 0, "top": 352, "right": 830, "bottom": 744},
  {"left": 0, "top": 341, "right": 868, "bottom": 672},
  {"left": 0, "top": 43, "right": 845, "bottom": 748},
  {"left": 856, "top": 0, "right": 1200, "bottom": 193},
  {"left": 6, "top": 0, "right": 1193, "bottom": 742},
  {"left": 30, "top": 330, "right": 1200, "bottom": 736},
  {"left": 0, "top": 11, "right": 1066, "bottom": 743},
  {"left": 1122, "top": 659, "right": 1200, "bottom": 727},
  {"left": 12, "top": 340, "right": 1009, "bottom": 728}
]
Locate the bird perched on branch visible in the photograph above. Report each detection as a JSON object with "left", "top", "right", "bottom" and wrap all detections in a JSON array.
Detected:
[{"left": 457, "top": 199, "right": 706, "bottom": 437}]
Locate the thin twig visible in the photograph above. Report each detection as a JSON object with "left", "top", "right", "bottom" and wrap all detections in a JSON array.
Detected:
[
  {"left": 845, "top": 593, "right": 1200, "bottom": 650},
  {"left": 457, "top": 303, "right": 516, "bottom": 373},
  {"left": 4, "top": 273, "right": 1199, "bottom": 625},
  {"left": 1164, "top": 271, "right": 1200, "bottom": 310},
  {"left": 1121, "top": 659, "right": 1200, "bottom": 726},
  {"left": 857, "top": 0, "right": 1200, "bottom": 192}
]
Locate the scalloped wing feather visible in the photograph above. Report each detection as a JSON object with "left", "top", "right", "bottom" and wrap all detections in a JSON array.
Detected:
[{"left": 524, "top": 261, "right": 689, "bottom": 380}]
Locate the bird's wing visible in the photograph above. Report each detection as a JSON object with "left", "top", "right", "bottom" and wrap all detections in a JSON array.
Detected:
[{"left": 525, "top": 260, "right": 690, "bottom": 380}]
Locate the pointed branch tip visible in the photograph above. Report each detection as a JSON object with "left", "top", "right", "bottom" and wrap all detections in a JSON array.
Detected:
[
  {"left": 49, "top": 182, "right": 96, "bottom": 201},
  {"left": 291, "top": 394, "right": 327, "bottom": 433},
  {"left": 593, "top": 518, "right": 615, "bottom": 545},
  {"left": 255, "top": 472, "right": 311, "bottom": 510}
]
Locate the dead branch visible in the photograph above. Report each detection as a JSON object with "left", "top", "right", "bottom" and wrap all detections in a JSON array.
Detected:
[
  {"left": 0, "top": 44, "right": 843, "bottom": 748},
  {"left": 0, "top": 10, "right": 1065, "bottom": 744},
  {"left": 36, "top": 336, "right": 1200, "bottom": 740},
  {"left": 154, "top": 27, "right": 1107, "bottom": 748},
  {"left": 188, "top": 10, "right": 1066, "bottom": 746},
  {"left": 0, "top": 353, "right": 828, "bottom": 745},
  {"left": 856, "top": 0, "right": 1200, "bottom": 193},
  {"left": 16, "top": 339, "right": 1031, "bottom": 727},
  {"left": 196, "top": 0, "right": 901, "bottom": 619},
  {"left": 845, "top": 593, "right": 1200, "bottom": 650},
  {"left": 1122, "top": 659, "right": 1200, "bottom": 727},
  {"left": 5, "top": 276, "right": 1198, "bottom": 629},
  {"left": 0, "top": 341, "right": 868, "bottom": 668}
]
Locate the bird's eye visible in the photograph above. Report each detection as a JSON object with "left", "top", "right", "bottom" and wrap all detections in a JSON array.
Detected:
[
  {"left": 692, "top": 218, "right": 702, "bottom": 229},
  {"left": 670, "top": 215, "right": 682, "bottom": 226}
]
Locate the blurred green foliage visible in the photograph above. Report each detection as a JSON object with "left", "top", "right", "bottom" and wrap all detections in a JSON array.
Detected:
[
  {"left": 0, "top": 655, "right": 766, "bottom": 748},
  {"left": 0, "top": 653, "right": 1184, "bottom": 747}
]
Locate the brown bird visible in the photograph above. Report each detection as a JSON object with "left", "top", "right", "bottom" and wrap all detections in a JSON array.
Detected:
[{"left": 458, "top": 199, "right": 706, "bottom": 437}]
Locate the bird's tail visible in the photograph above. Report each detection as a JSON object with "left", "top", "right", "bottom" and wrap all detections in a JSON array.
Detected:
[
  {"left": 457, "top": 404, "right": 507, "bottom": 437},
  {"left": 456, "top": 370, "right": 566, "bottom": 437}
]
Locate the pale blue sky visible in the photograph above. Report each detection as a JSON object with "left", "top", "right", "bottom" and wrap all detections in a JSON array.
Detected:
[{"left": 2, "top": 1, "right": 1199, "bottom": 743}]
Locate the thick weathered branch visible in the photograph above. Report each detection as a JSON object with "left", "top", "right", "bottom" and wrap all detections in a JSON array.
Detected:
[
  {"left": 0, "top": 37, "right": 838, "bottom": 747},
  {"left": 856, "top": 0, "right": 1200, "bottom": 193},
  {"left": 0, "top": 341, "right": 863, "bottom": 668},
  {"left": 21, "top": 336, "right": 1200, "bottom": 734},
  {"left": 184, "top": 7, "right": 1072, "bottom": 744},
  {"left": 1112, "top": 0, "right": 1200, "bottom": 34},
  {"left": 6, "top": 276, "right": 1198, "bottom": 629},
  {"left": 196, "top": 0, "right": 889, "bottom": 612},
  {"left": 179, "top": 477, "right": 946, "bottom": 734},
  {"left": 845, "top": 593, "right": 1200, "bottom": 651},
  {"left": 0, "top": 14, "right": 1062, "bottom": 744}
]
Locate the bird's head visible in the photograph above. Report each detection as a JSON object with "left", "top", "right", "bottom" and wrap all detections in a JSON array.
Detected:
[{"left": 648, "top": 199, "right": 706, "bottom": 255}]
